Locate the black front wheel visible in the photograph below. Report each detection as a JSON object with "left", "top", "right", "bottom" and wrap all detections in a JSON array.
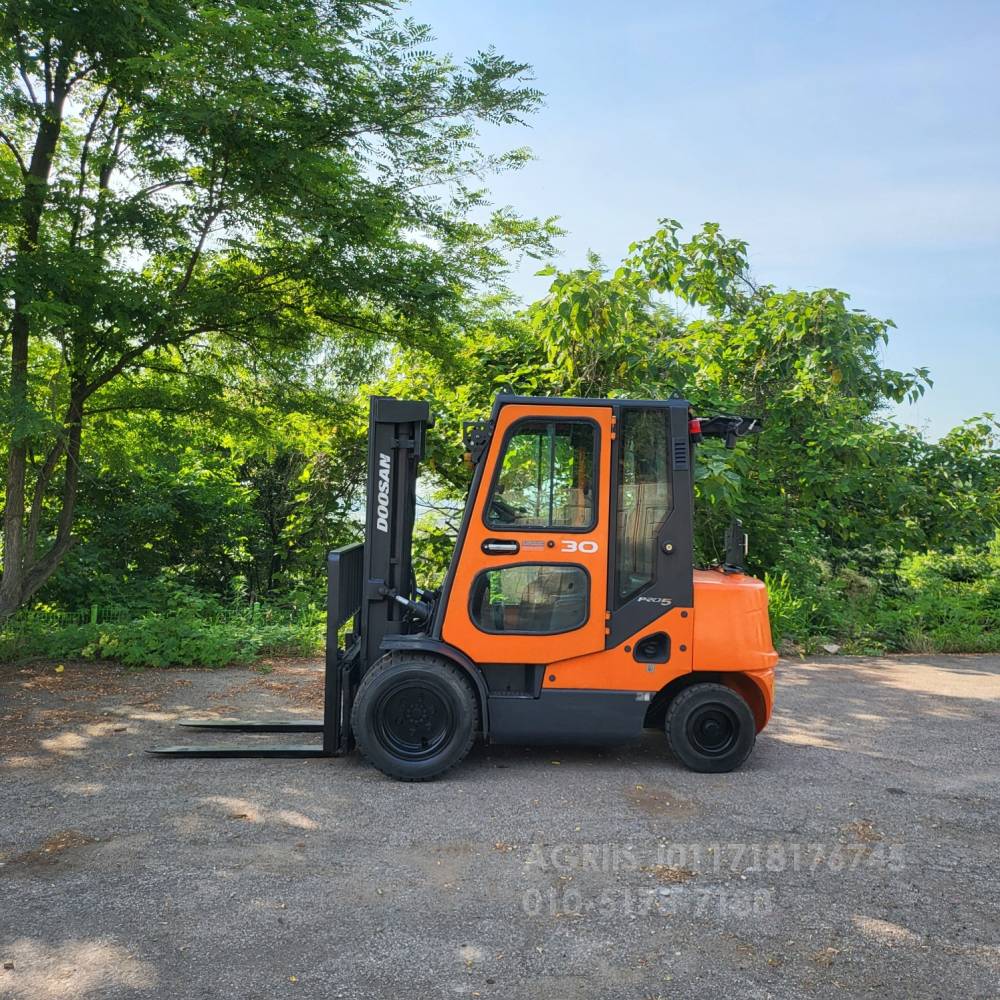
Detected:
[
  {"left": 665, "top": 682, "right": 756, "bottom": 773},
  {"left": 351, "top": 653, "right": 477, "bottom": 781}
]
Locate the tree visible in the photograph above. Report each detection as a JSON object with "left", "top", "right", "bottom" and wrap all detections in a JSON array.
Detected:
[
  {"left": 35, "top": 328, "right": 375, "bottom": 610},
  {"left": 0, "top": 0, "right": 556, "bottom": 616},
  {"left": 382, "top": 220, "right": 953, "bottom": 569}
]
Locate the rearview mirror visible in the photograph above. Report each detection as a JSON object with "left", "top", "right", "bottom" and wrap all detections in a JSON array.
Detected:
[{"left": 724, "top": 518, "right": 748, "bottom": 573}]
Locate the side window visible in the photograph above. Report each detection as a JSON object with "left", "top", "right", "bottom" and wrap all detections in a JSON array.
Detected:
[
  {"left": 486, "top": 420, "right": 596, "bottom": 530},
  {"left": 615, "top": 409, "right": 671, "bottom": 605},
  {"left": 471, "top": 564, "right": 589, "bottom": 634}
]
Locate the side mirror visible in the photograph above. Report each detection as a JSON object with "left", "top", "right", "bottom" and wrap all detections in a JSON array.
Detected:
[
  {"left": 696, "top": 415, "right": 762, "bottom": 449},
  {"left": 724, "top": 517, "right": 748, "bottom": 573}
]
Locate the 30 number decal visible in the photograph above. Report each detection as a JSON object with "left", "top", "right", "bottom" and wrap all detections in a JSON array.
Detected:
[{"left": 561, "top": 539, "right": 599, "bottom": 554}]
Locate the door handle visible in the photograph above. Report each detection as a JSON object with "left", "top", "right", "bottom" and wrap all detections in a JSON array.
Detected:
[{"left": 482, "top": 539, "right": 520, "bottom": 555}]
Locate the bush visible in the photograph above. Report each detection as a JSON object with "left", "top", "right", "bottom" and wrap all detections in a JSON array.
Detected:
[
  {"left": 5, "top": 532, "right": 999, "bottom": 665},
  {"left": 0, "top": 604, "right": 324, "bottom": 667},
  {"left": 763, "top": 571, "right": 811, "bottom": 645},
  {"left": 870, "top": 542, "right": 1000, "bottom": 653},
  {"left": 769, "top": 531, "right": 1000, "bottom": 655}
]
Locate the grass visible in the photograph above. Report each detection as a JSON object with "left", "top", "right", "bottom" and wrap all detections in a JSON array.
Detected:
[
  {"left": 767, "top": 535, "right": 1000, "bottom": 655},
  {"left": 1, "top": 603, "right": 324, "bottom": 668}
]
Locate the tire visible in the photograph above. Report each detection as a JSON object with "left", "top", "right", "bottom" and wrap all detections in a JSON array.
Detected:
[
  {"left": 351, "top": 652, "right": 478, "bottom": 782},
  {"left": 665, "top": 682, "right": 756, "bottom": 773}
]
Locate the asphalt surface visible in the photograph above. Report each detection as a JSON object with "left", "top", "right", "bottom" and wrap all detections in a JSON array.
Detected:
[{"left": 1, "top": 654, "right": 998, "bottom": 1000}]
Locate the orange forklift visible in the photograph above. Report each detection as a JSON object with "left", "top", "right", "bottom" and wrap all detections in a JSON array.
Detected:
[{"left": 151, "top": 395, "right": 778, "bottom": 779}]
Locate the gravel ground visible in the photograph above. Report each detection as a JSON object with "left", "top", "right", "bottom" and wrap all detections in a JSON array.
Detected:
[{"left": 1, "top": 654, "right": 998, "bottom": 1000}]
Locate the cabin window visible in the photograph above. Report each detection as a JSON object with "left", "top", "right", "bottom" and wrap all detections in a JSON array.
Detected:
[
  {"left": 615, "top": 409, "right": 671, "bottom": 604},
  {"left": 486, "top": 420, "right": 596, "bottom": 530},
  {"left": 470, "top": 564, "right": 590, "bottom": 634}
]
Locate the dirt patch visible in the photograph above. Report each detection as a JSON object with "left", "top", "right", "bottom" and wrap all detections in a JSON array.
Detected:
[
  {"left": 844, "top": 818, "right": 882, "bottom": 843},
  {"left": 0, "top": 664, "right": 195, "bottom": 755},
  {"left": 201, "top": 664, "right": 324, "bottom": 713},
  {"left": 624, "top": 784, "right": 700, "bottom": 818},
  {"left": 4, "top": 829, "right": 98, "bottom": 867},
  {"left": 639, "top": 863, "right": 697, "bottom": 884}
]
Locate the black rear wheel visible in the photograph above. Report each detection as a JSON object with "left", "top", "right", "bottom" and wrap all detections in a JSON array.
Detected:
[
  {"left": 665, "top": 682, "right": 756, "bottom": 773},
  {"left": 351, "top": 653, "right": 477, "bottom": 781}
]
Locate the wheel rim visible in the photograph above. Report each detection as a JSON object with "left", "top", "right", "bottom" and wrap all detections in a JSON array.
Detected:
[
  {"left": 373, "top": 681, "right": 454, "bottom": 761},
  {"left": 686, "top": 703, "right": 740, "bottom": 757}
]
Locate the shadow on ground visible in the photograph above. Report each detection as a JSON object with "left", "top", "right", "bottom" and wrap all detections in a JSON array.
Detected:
[{"left": 1, "top": 654, "right": 998, "bottom": 999}]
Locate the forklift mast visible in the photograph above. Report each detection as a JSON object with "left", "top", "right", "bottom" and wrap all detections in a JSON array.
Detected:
[
  {"left": 150, "top": 396, "right": 432, "bottom": 759},
  {"left": 357, "top": 397, "right": 431, "bottom": 667}
]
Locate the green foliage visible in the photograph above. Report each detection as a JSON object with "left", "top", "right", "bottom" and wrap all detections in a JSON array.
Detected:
[
  {"left": 1, "top": 0, "right": 996, "bottom": 667},
  {"left": 79, "top": 612, "right": 322, "bottom": 668},
  {"left": 383, "top": 219, "right": 1000, "bottom": 657},
  {"left": 0, "top": 0, "right": 557, "bottom": 614},
  {"left": 6, "top": 212, "right": 999, "bottom": 663},
  {"left": 764, "top": 533, "right": 1000, "bottom": 655},
  {"left": 762, "top": 571, "right": 813, "bottom": 646},
  {"left": 411, "top": 515, "right": 460, "bottom": 592},
  {"left": 876, "top": 539, "right": 1000, "bottom": 653},
  {"left": 2, "top": 595, "right": 323, "bottom": 666},
  {"left": 40, "top": 358, "right": 372, "bottom": 609}
]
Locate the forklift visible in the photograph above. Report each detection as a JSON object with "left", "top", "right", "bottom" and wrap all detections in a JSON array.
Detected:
[{"left": 150, "top": 394, "right": 777, "bottom": 780}]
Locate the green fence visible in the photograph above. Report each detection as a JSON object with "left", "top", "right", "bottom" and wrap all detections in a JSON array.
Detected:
[
  {"left": 2, "top": 602, "right": 315, "bottom": 633},
  {"left": 3, "top": 604, "right": 133, "bottom": 635}
]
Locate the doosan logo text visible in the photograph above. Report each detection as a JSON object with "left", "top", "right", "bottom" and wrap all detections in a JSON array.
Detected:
[{"left": 376, "top": 453, "right": 391, "bottom": 532}]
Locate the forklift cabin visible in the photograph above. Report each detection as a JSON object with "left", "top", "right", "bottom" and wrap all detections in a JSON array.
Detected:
[{"left": 151, "top": 394, "right": 777, "bottom": 780}]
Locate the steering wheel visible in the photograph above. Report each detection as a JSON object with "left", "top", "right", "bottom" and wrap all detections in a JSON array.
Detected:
[{"left": 488, "top": 496, "right": 521, "bottom": 524}]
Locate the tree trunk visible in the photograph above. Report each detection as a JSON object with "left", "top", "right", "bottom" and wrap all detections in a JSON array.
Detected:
[
  {"left": 20, "top": 382, "right": 86, "bottom": 604},
  {"left": 0, "top": 383, "right": 85, "bottom": 618},
  {"left": 0, "top": 80, "right": 69, "bottom": 619},
  {"left": 0, "top": 315, "right": 30, "bottom": 618}
]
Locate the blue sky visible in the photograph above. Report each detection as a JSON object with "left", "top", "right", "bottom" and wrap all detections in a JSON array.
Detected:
[{"left": 407, "top": 0, "right": 1000, "bottom": 437}]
